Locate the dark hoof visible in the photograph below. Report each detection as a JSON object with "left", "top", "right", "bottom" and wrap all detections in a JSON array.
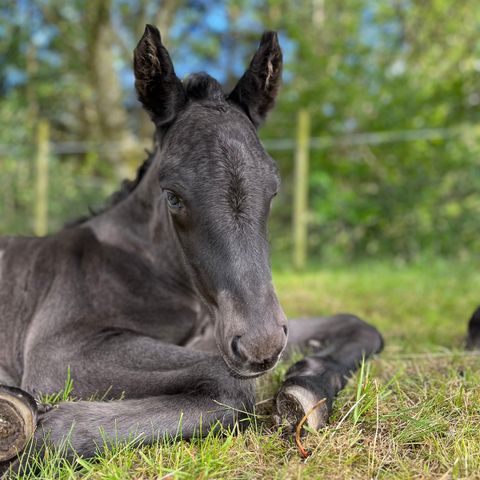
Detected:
[
  {"left": 0, "top": 387, "right": 37, "bottom": 463},
  {"left": 273, "top": 381, "right": 329, "bottom": 434}
]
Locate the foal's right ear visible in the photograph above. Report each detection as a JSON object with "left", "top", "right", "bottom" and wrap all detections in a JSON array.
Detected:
[
  {"left": 228, "top": 31, "right": 282, "bottom": 128},
  {"left": 134, "top": 25, "right": 187, "bottom": 127}
]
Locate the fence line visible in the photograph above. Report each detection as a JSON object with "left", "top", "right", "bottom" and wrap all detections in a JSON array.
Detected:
[
  {"left": 0, "top": 124, "right": 476, "bottom": 156},
  {"left": 264, "top": 124, "right": 475, "bottom": 150}
]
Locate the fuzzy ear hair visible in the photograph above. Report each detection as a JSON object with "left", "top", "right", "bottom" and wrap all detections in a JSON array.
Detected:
[
  {"left": 228, "top": 31, "right": 283, "bottom": 128},
  {"left": 133, "top": 25, "right": 187, "bottom": 127}
]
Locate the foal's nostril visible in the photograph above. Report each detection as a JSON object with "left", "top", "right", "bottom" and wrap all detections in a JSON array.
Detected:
[
  {"left": 230, "top": 335, "right": 244, "bottom": 361},
  {"left": 282, "top": 325, "right": 288, "bottom": 336}
]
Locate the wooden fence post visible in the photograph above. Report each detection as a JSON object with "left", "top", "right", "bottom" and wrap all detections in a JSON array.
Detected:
[
  {"left": 34, "top": 120, "right": 50, "bottom": 236},
  {"left": 293, "top": 109, "right": 311, "bottom": 270}
]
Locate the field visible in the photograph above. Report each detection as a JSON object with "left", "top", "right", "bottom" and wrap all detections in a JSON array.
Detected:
[{"left": 12, "top": 261, "right": 480, "bottom": 479}]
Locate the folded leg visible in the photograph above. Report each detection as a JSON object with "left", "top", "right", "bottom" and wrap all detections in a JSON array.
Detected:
[
  {"left": 23, "top": 330, "right": 236, "bottom": 399},
  {"left": 274, "top": 314, "right": 383, "bottom": 432}
]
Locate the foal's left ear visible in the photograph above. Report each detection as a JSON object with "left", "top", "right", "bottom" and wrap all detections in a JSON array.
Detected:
[
  {"left": 228, "top": 32, "right": 282, "bottom": 128},
  {"left": 134, "top": 24, "right": 187, "bottom": 127}
]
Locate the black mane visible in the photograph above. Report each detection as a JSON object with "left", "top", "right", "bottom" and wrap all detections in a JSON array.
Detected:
[{"left": 66, "top": 146, "right": 156, "bottom": 228}]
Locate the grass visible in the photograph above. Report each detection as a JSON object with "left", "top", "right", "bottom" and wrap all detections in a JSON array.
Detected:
[{"left": 10, "top": 260, "right": 480, "bottom": 479}]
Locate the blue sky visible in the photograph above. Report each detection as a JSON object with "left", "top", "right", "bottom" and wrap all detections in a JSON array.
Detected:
[{"left": 1, "top": 0, "right": 295, "bottom": 93}]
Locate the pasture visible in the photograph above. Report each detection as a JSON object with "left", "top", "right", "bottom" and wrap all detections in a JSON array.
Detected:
[{"left": 13, "top": 261, "right": 480, "bottom": 479}]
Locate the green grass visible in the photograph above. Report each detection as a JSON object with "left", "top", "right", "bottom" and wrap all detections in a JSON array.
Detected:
[{"left": 11, "top": 261, "right": 480, "bottom": 479}]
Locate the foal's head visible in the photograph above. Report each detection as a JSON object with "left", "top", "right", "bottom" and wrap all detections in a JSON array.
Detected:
[{"left": 134, "top": 25, "right": 287, "bottom": 377}]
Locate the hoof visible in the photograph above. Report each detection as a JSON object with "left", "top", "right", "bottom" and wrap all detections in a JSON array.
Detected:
[
  {"left": 274, "top": 382, "right": 329, "bottom": 434},
  {"left": 0, "top": 387, "right": 37, "bottom": 463}
]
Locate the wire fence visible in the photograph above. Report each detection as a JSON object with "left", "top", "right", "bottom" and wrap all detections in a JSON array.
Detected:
[{"left": 0, "top": 123, "right": 476, "bottom": 155}]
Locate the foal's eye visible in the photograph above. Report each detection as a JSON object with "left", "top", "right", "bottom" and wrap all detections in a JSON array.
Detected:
[{"left": 165, "top": 190, "right": 182, "bottom": 209}]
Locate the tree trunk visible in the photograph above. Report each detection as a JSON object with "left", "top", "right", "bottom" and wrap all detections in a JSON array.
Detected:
[{"left": 86, "top": 0, "right": 133, "bottom": 178}]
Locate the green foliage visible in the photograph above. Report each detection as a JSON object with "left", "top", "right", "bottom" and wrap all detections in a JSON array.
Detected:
[{"left": 261, "top": 0, "right": 480, "bottom": 262}]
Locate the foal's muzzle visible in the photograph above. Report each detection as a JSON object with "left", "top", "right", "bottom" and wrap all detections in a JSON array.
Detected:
[
  {"left": 223, "top": 324, "right": 288, "bottom": 378},
  {"left": 215, "top": 288, "right": 288, "bottom": 377}
]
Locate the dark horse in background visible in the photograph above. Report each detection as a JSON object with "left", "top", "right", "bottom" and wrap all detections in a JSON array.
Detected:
[
  {"left": 467, "top": 307, "right": 480, "bottom": 349},
  {"left": 0, "top": 26, "right": 384, "bottom": 468}
]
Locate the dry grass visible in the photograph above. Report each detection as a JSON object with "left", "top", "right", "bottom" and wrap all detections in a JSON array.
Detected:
[{"left": 11, "top": 261, "right": 480, "bottom": 479}]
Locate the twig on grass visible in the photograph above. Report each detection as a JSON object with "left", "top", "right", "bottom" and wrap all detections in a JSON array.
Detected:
[{"left": 295, "top": 398, "right": 326, "bottom": 459}]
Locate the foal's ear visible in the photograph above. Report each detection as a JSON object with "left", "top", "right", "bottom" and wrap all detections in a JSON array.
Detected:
[
  {"left": 134, "top": 25, "right": 187, "bottom": 127},
  {"left": 228, "top": 31, "right": 282, "bottom": 128}
]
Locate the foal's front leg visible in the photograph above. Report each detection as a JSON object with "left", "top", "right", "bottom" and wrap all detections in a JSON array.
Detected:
[
  {"left": 16, "top": 332, "right": 256, "bottom": 461},
  {"left": 36, "top": 376, "right": 255, "bottom": 460},
  {"left": 274, "top": 314, "right": 383, "bottom": 432},
  {"left": 22, "top": 331, "right": 236, "bottom": 399}
]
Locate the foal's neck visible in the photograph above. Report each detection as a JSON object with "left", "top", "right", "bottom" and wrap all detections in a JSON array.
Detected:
[{"left": 86, "top": 188, "right": 189, "bottom": 283}]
